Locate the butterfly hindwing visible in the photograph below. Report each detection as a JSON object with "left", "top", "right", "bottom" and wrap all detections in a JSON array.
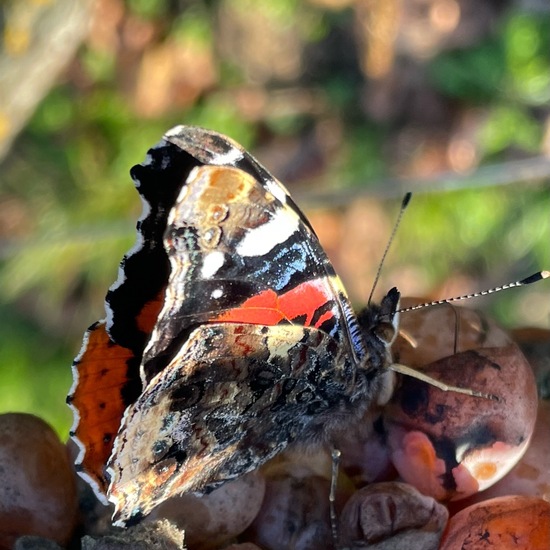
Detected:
[
  {"left": 108, "top": 322, "right": 357, "bottom": 523},
  {"left": 67, "top": 321, "right": 136, "bottom": 497}
]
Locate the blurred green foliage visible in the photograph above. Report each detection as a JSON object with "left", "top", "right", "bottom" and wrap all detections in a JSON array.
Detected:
[
  {"left": 0, "top": 1, "right": 549, "bottom": 436},
  {"left": 431, "top": 12, "right": 550, "bottom": 158}
]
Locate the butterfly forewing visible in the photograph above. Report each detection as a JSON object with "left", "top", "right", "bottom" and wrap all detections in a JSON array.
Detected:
[{"left": 140, "top": 162, "right": 365, "bottom": 382}]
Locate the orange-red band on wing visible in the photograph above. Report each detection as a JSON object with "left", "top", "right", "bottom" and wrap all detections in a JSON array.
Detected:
[
  {"left": 214, "top": 279, "right": 335, "bottom": 328},
  {"left": 136, "top": 291, "right": 166, "bottom": 334}
]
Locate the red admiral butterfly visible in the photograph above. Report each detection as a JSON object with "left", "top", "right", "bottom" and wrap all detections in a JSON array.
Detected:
[{"left": 67, "top": 125, "right": 400, "bottom": 526}]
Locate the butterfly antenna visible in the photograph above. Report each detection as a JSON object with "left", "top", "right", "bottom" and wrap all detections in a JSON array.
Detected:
[
  {"left": 398, "top": 270, "right": 550, "bottom": 313},
  {"left": 368, "top": 192, "right": 412, "bottom": 306}
]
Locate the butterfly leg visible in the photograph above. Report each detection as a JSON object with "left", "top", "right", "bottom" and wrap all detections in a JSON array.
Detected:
[{"left": 330, "top": 447, "right": 342, "bottom": 548}]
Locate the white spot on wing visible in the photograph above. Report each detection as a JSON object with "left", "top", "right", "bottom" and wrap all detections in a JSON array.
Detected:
[
  {"left": 209, "top": 146, "right": 243, "bottom": 166},
  {"left": 165, "top": 125, "right": 185, "bottom": 138},
  {"left": 265, "top": 178, "right": 288, "bottom": 205},
  {"left": 211, "top": 288, "right": 223, "bottom": 299},
  {"left": 201, "top": 251, "right": 225, "bottom": 278},
  {"left": 237, "top": 207, "right": 299, "bottom": 257}
]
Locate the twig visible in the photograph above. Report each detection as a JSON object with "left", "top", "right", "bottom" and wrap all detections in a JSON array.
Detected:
[{"left": 294, "top": 156, "right": 550, "bottom": 208}]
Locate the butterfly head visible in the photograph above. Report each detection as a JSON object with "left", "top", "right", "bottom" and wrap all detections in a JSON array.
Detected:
[{"left": 356, "top": 287, "right": 400, "bottom": 372}]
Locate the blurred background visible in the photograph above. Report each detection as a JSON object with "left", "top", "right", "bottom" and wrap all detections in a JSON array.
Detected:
[{"left": 1, "top": 0, "right": 549, "bottom": 436}]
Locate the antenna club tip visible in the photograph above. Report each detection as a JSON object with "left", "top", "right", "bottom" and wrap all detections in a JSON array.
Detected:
[
  {"left": 521, "top": 270, "right": 550, "bottom": 285},
  {"left": 402, "top": 192, "right": 412, "bottom": 208}
]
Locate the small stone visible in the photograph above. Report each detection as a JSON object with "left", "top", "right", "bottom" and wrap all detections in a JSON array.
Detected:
[
  {"left": 81, "top": 520, "right": 184, "bottom": 550},
  {"left": 393, "top": 299, "right": 512, "bottom": 368},
  {"left": 13, "top": 536, "right": 63, "bottom": 550},
  {"left": 0, "top": 413, "right": 78, "bottom": 549},
  {"left": 440, "top": 495, "right": 550, "bottom": 549},
  {"left": 147, "top": 472, "right": 265, "bottom": 550},
  {"left": 339, "top": 482, "right": 448, "bottom": 550},
  {"left": 246, "top": 451, "right": 352, "bottom": 550},
  {"left": 386, "top": 339, "right": 538, "bottom": 500}
]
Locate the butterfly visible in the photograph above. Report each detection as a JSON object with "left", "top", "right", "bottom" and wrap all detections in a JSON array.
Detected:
[{"left": 67, "top": 125, "right": 400, "bottom": 526}]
